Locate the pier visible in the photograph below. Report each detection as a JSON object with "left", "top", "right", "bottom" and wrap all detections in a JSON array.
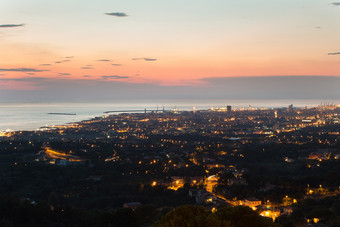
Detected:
[{"left": 104, "top": 107, "right": 165, "bottom": 114}]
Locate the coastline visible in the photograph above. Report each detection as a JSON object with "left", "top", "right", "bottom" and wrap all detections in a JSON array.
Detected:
[{"left": 1, "top": 100, "right": 339, "bottom": 132}]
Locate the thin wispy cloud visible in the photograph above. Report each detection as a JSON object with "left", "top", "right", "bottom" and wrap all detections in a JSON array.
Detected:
[
  {"left": 39, "top": 64, "right": 51, "bottom": 66},
  {"left": 0, "top": 77, "right": 46, "bottom": 82},
  {"left": 328, "top": 52, "right": 340, "bottom": 55},
  {"left": 144, "top": 58, "right": 157, "bottom": 61},
  {"left": 64, "top": 56, "right": 74, "bottom": 59},
  {"left": 111, "top": 64, "right": 122, "bottom": 66},
  {"left": 83, "top": 75, "right": 92, "bottom": 78},
  {"left": 54, "top": 61, "right": 62, "bottom": 64},
  {"left": 132, "top": 58, "right": 157, "bottom": 61},
  {"left": 96, "top": 59, "right": 112, "bottom": 62},
  {"left": 0, "top": 24, "right": 25, "bottom": 28},
  {"left": 105, "top": 12, "right": 128, "bottom": 17},
  {"left": 101, "top": 75, "right": 129, "bottom": 79},
  {"left": 81, "top": 66, "right": 95, "bottom": 69},
  {"left": 332, "top": 2, "right": 340, "bottom": 6},
  {"left": 57, "top": 73, "right": 71, "bottom": 76},
  {"left": 0, "top": 68, "right": 49, "bottom": 72}
]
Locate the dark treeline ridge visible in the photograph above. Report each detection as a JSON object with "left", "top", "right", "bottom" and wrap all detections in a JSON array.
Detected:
[{"left": 0, "top": 195, "right": 278, "bottom": 227}]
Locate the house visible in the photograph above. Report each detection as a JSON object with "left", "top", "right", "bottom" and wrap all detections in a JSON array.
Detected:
[
  {"left": 206, "top": 164, "right": 226, "bottom": 169},
  {"left": 242, "top": 198, "right": 262, "bottom": 209}
]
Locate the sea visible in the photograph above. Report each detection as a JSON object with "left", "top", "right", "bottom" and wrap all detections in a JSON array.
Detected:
[{"left": 0, "top": 99, "right": 339, "bottom": 131}]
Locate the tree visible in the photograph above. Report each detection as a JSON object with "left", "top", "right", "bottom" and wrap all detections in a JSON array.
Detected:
[
  {"left": 215, "top": 206, "right": 278, "bottom": 227},
  {"left": 152, "top": 205, "right": 230, "bottom": 227}
]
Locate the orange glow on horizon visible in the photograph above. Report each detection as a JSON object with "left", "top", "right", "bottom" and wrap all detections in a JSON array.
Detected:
[{"left": 1, "top": 47, "right": 340, "bottom": 88}]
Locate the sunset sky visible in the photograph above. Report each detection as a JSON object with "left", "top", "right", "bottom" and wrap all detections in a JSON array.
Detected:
[{"left": 0, "top": 0, "right": 340, "bottom": 101}]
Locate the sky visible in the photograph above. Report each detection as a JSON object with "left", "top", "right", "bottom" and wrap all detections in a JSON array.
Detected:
[{"left": 0, "top": 0, "right": 340, "bottom": 101}]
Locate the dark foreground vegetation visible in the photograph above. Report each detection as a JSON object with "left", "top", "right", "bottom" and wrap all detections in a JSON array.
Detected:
[{"left": 0, "top": 196, "right": 277, "bottom": 227}]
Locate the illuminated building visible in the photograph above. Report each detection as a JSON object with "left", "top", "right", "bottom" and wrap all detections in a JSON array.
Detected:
[{"left": 205, "top": 175, "right": 219, "bottom": 193}]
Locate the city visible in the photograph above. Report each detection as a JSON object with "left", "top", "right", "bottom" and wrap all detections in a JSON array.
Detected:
[{"left": 0, "top": 104, "right": 339, "bottom": 226}]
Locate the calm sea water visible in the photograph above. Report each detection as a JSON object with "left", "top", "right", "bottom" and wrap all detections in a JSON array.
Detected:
[{"left": 0, "top": 99, "right": 338, "bottom": 131}]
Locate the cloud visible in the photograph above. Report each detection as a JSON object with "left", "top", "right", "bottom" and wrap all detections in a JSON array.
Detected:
[
  {"left": 1, "top": 76, "right": 339, "bottom": 102},
  {"left": 144, "top": 58, "right": 157, "bottom": 61},
  {"left": 39, "top": 64, "right": 51, "bottom": 66},
  {"left": 198, "top": 76, "right": 340, "bottom": 99},
  {"left": 51, "top": 59, "right": 71, "bottom": 64},
  {"left": 81, "top": 66, "right": 94, "bottom": 69},
  {"left": 111, "top": 64, "right": 122, "bottom": 66},
  {"left": 64, "top": 56, "right": 74, "bottom": 59},
  {"left": 0, "top": 74, "right": 6, "bottom": 76},
  {"left": 96, "top": 59, "right": 111, "bottom": 62},
  {"left": 332, "top": 2, "right": 340, "bottom": 6},
  {"left": 26, "top": 73, "right": 36, "bottom": 75},
  {"left": 83, "top": 75, "right": 92, "bottom": 78},
  {"left": 328, "top": 52, "right": 340, "bottom": 55},
  {"left": 0, "top": 68, "right": 49, "bottom": 72},
  {"left": 105, "top": 12, "right": 128, "bottom": 17},
  {"left": 132, "top": 58, "right": 157, "bottom": 61},
  {"left": 57, "top": 73, "right": 71, "bottom": 76},
  {"left": 0, "top": 24, "right": 25, "bottom": 28},
  {"left": 0, "top": 77, "right": 47, "bottom": 82},
  {"left": 101, "top": 75, "right": 129, "bottom": 79}
]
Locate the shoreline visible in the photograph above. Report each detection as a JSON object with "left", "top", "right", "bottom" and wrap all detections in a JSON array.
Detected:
[{"left": 1, "top": 101, "right": 339, "bottom": 133}]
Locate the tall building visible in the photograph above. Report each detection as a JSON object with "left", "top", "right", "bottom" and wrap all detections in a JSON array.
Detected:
[
  {"left": 227, "top": 105, "right": 232, "bottom": 112},
  {"left": 288, "top": 104, "right": 293, "bottom": 111}
]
